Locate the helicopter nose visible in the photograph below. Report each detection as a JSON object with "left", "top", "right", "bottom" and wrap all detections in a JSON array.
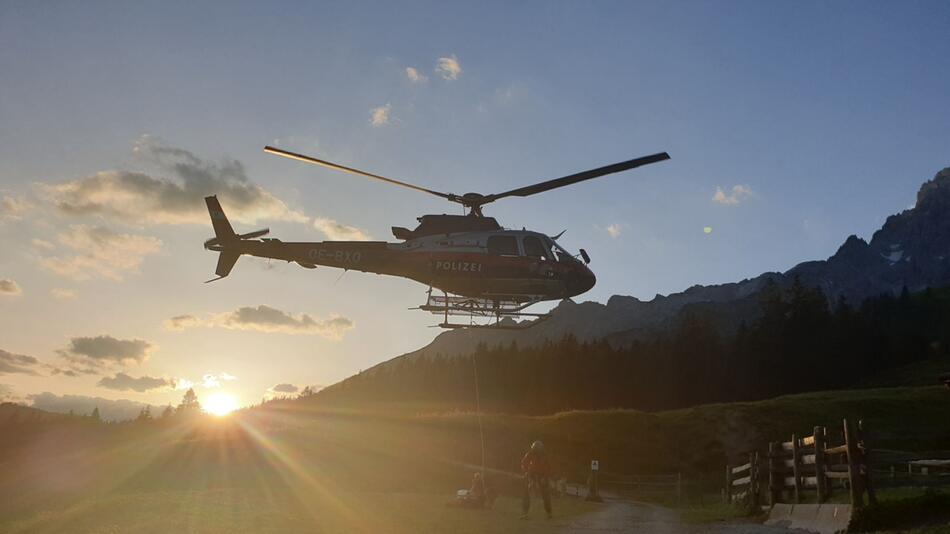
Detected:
[
  {"left": 580, "top": 267, "right": 596, "bottom": 293},
  {"left": 568, "top": 265, "right": 596, "bottom": 296}
]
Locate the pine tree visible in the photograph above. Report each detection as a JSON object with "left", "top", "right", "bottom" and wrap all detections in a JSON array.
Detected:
[
  {"left": 90, "top": 406, "right": 101, "bottom": 421},
  {"left": 136, "top": 406, "right": 151, "bottom": 421},
  {"left": 160, "top": 405, "right": 173, "bottom": 418},
  {"left": 177, "top": 388, "right": 200, "bottom": 412}
]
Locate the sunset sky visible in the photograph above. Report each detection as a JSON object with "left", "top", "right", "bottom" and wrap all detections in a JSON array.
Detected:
[{"left": 2, "top": 1, "right": 949, "bottom": 418}]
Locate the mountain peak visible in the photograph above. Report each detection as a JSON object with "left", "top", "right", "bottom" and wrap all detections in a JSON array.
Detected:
[
  {"left": 916, "top": 167, "right": 950, "bottom": 207},
  {"left": 836, "top": 234, "right": 869, "bottom": 257}
]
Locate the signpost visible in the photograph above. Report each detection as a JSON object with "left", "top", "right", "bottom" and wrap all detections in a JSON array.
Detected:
[{"left": 586, "top": 459, "right": 602, "bottom": 502}]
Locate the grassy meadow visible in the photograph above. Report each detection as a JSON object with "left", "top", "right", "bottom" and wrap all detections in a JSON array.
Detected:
[{"left": 1, "top": 382, "right": 949, "bottom": 532}]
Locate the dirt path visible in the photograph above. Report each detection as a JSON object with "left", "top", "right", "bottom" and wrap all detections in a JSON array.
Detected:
[{"left": 557, "top": 497, "right": 803, "bottom": 534}]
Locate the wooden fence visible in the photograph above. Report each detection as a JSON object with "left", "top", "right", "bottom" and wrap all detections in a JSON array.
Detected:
[
  {"left": 725, "top": 451, "right": 760, "bottom": 507},
  {"left": 768, "top": 418, "right": 876, "bottom": 508},
  {"left": 723, "top": 418, "right": 877, "bottom": 509}
]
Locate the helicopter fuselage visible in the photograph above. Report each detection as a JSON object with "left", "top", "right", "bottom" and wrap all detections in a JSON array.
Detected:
[{"left": 218, "top": 228, "right": 596, "bottom": 302}]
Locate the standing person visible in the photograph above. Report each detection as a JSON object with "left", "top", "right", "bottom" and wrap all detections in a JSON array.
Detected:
[{"left": 521, "top": 440, "right": 552, "bottom": 519}]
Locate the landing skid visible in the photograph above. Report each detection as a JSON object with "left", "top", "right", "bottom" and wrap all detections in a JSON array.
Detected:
[{"left": 414, "top": 289, "right": 550, "bottom": 329}]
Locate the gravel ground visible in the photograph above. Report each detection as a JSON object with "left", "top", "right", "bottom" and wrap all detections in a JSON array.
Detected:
[{"left": 557, "top": 498, "right": 808, "bottom": 534}]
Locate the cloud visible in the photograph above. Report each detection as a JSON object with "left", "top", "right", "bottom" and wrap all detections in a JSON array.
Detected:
[
  {"left": 168, "top": 372, "right": 236, "bottom": 391},
  {"left": 50, "top": 368, "right": 88, "bottom": 377},
  {"left": 0, "top": 383, "right": 14, "bottom": 401},
  {"left": 406, "top": 67, "right": 427, "bottom": 83},
  {"left": 97, "top": 372, "right": 175, "bottom": 392},
  {"left": 167, "top": 305, "right": 355, "bottom": 340},
  {"left": 28, "top": 392, "right": 154, "bottom": 421},
  {"left": 712, "top": 185, "right": 753, "bottom": 205},
  {"left": 313, "top": 218, "right": 372, "bottom": 241},
  {"left": 31, "top": 239, "right": 55, "bottom": 250},
  {"left": 38, "top": 225, "right": 162, "bottom": 281},
  {"left": 270, "top": 383, "right": 298, "bottom": 394},
  {"left": 1, "top": 195, "right": 32, "bottom": 220},
  {"left": 57, "top": 335, "right": 154, "bottom": 369},
  {"left": 0, "top": 349, "right": 41, "bottom": 375},
  {"left": 370, "top": 103, "right": 392, "bottom": 127},
  {"left": 44, "top": 138, "right": 308, "bottom": 226},
  {"left": 606, "top": 223, "right": 623, "bottom": 239},
  {"left": 0, "top": 279, "right": 22, "bottom": 296},
  {"left": 50, "top": 288, "right": 77, "bottom": 299},
  {"left": 1, "top": 348, "right": 81, "bottom": 377},
  {"left": 218, "top": 306, "right": 354, "bottom": 339},
  {"left": 201, "top": 372, "right": 237, "bottom": 389},
  {"left": 173, "top": 378, "right": 195, "bottom": 390},
  {"left": 164, "top": 314, "right": 202, "bottom": 331},
  {"left": 436, "top": 55, "right": 462, "bottom": 80}
]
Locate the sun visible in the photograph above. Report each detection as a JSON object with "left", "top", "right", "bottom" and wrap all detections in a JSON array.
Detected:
[{"left": 203, "top": 392, "right": 239, "bottom": 416}]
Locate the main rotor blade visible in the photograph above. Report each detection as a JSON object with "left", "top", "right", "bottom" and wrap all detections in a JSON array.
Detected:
[
  {"left": 484, "top": 152, "right": 670, "bottom": 202},
  {"left": 264, "top": 146, "right": 452, "bottom": 200}
]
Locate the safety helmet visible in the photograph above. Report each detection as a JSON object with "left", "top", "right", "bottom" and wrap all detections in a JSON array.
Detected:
[{"left": 531, "top": 440, "right": 545, "bottom": 452}]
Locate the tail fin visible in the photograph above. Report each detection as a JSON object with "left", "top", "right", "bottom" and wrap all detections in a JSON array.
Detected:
[
  {"left": 205, "top": 196, "right": 236, "bottom": 241},
  {"left": 214, "top": 251, "right": 240, "bottom": 279},
  {"left": 204, "top": 196, "right": 239, "bottom": 283}
]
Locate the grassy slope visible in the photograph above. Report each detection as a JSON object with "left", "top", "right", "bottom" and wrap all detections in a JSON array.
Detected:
[
  {"left": 0, "top": 410, "right": 595, "bottom": 533},
  {"left": 374, "top": 385, "right": 950, "bottom": 483},
  {"left": 2, "top": 385, "right": 948, "bottom": 532},
  {"left": 4, "top": 491, "right": 596, "bottom": 534},
  {"left": 862, "top": 355, "right": 950, "bottom": 388}
]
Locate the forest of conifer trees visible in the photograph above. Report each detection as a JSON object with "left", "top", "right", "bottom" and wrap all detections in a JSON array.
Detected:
[{"left": 319, "top": 279, "right": 950, "bottom": 414}]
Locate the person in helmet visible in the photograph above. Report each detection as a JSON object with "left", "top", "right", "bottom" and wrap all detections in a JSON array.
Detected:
[{"left": 520, "top": 440, "right": 552, "bottom": 519}]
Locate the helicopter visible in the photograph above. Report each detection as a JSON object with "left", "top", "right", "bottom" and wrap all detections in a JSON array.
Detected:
[{"left": 203, "top": 146, "right": 669, "bottom": 329}]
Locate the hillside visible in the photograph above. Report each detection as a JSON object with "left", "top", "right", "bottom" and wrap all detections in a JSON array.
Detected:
[
  {"left": 317, "top": 283, "right": 950, "bottom": 414},
  {"left": 0, "top": 403, "right": 70, "bottom": 426},
  {"left": 299, "top": 384, "right": 950, "bottom": 483}
]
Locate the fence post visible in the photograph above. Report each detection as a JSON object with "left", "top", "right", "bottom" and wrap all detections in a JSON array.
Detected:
[
  {"left": 791, "top": 434, "right": 802, "bottom": 503},
  {"left": 677, "top": 472, "right": 682, "bottom": 506},
  {"left": 843, "top": 418, "right": 864, "bottom": 509},
  {"left": 857, "top": 419, "right": 877, "bottom": 506},
  {"left": 823, "top": 427, "right": 834, "bottom": 499},
  {"left": 749, "top": 451, "right": 759, "bottom": 510},
  {"left": 768, "top": 442, "right": 780, "bottom": 505},
  {"left": 725, "top": 463, "right": 732, "bottom": 504},
  {"left": 814, "top": 425, "right": 826, "bottom": 503}
]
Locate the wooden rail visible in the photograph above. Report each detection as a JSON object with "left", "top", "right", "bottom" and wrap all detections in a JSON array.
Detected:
[
  {"left": 725, "top": 451, "right": 760, "bottom": 507},
  {"left": 764, "top": 418, "right": 876, "bottom": 508}
]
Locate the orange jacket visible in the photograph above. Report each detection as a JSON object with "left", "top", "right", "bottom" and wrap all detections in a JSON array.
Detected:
[{"left": 521, "top": 450, "right": 551, "bottom": 476}]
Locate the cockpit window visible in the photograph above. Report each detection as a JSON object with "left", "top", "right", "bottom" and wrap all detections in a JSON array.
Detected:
[
  {"left": 523, "top": 236, "right": 551, "bottom": 260},
  {"left": 551, "top": 241, "right": 573, "bottom": 263},
  {"left": 487, "top": 235, "right": 520, "bottom": 256}
]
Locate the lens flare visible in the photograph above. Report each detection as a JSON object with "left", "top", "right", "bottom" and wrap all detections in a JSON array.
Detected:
[{"left": 203, "top": 392, "right": 238, "bottom": 416}]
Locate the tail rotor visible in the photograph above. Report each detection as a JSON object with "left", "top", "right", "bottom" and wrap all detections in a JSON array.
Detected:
[{"left": 203, "top": 196, "right": 268, "bottom": 283}]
